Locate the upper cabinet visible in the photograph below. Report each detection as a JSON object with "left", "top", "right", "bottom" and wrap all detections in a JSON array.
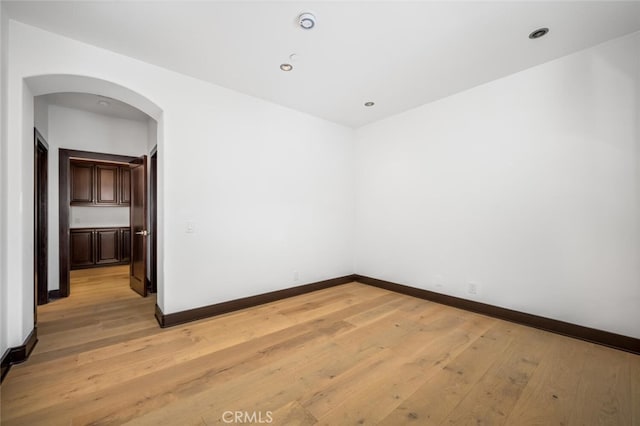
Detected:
[
  {"left": 119, "top": 167, "right": 131, "bottom": 205},
  {"left": 70, "top": 160, "right": 131, "bottom": 206},
  {"left": 70, "top": 161, "right": 94, "bottom": 204},
  {"left": 96, "top": 164, "right": 119, "bottom": 205}
]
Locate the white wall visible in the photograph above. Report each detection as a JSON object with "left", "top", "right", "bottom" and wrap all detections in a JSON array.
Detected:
[
  {"left": 4, "top": 20, "right": 355, "bottom": 348},
  {"left": 20, "top": 82, "right": 34, "bottom": 340},
  {"left": 33, "top": 95, "right": 48, "bottom": 140},
  {"left": 69, "top": 207, "right": 129, "bottom": 228},
  {"left": 147, "top": 119, "right": 157, "bottom": 153},
  {"left": 46, "top": 104, "right": 148, "bottom": 290},
  {"left": 0, "top": 2, "right": 9, "bottom": 357},
  {"left": 355, "top": 32, "right": 640, "bottom": 339},
  {"left": 159, "top": 79, "right": 355, "bottom": 314}
]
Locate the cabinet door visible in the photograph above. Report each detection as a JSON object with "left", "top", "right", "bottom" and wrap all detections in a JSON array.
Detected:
[
  {"left": 96, "top": 229, "right": 120, "bottom": 264},
  {"left": 96, "top": 165, "right": 119, "bottom": 205},
  {"left": 120, "top": 228, "right": 131, "bottom": 263},
  {"left": 70, "top": 162, "right": 94, "bottom": 205},
  {"left": 119, "top": 167, "right": 131, "bottom": 205},
  {"left": 70, "top": 229, "right": 94, "bottom": 268}
]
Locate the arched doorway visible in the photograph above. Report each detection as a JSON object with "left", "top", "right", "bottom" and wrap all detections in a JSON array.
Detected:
[{"left": 24, "top": 74, "right": 164, "bottom": 325}]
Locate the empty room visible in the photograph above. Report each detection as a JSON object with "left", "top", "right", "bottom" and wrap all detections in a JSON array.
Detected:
[{"left": 0, "top": 1, "right": 639, "bottom": 425}]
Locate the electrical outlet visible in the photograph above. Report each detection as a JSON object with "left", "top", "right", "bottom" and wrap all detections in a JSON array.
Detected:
[
  {"left": 434, "top": 275, "right": 444, "bottom": 289},
  {"left": 467, "top": 282, "right": 478, "bottom": 295}
]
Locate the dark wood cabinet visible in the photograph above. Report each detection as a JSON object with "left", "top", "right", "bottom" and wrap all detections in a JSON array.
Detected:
[
  {"left": 120, "top": 228, "right": 131, "bottom": 263},
  {"left": 119, "top": 167, "right": 131, "bottom": 205},
  {"left": 70, "top": 162, "right": 94, "bottom": 204},
  {"left": 70, "top": 161, "right": 131, "bottom": 206},
  {"left": 70, "top": 227, "right": 131, "bottom": 270},
  {"left": 70, "top": 229, "right": 94, "bottom": 267},
  {"left": 96, "top": 165, "right": 119, "bottom": 205},
  {"left": 95, "top": 228, "right": 120, "bottom": 264}
]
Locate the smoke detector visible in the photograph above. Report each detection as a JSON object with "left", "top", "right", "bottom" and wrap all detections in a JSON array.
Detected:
[{"left": 298, "top": 13, "right": 316, "bottom": 30}]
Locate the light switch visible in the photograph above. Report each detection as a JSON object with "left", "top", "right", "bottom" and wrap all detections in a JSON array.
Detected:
[{"left": 186, "top": 222, "right": 195, "bottom": 233}]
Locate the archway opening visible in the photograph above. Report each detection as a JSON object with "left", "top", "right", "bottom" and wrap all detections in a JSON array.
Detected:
[{"left": 24, "top": 74, "right": 164, "bottom": 328}]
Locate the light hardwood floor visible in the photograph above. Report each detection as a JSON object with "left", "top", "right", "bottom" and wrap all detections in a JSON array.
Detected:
[{"left": 1, "top": 266, "right": 638, "bottom": 425}]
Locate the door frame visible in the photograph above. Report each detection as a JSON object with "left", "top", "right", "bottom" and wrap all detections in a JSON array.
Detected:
[
  {"left": 149, "top": 146, "right": 158, "bottom": 293},
  {"left": 34, "top": 129, "right": 49, "bottom": 307},
  {"left": 58, "top": 149, "right": 137, "bottom": 297}
]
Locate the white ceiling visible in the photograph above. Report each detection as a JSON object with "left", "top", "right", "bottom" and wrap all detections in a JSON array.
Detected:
[
  {"left": 6, "top": 1, "right": 640, "bottom": 128},
  {"left": 38, "top": 92, "right": 151, "bottom": 122}
]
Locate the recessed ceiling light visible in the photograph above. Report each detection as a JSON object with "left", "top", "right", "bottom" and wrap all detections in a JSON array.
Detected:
[
  {"left": 298, "top": 13, "right": 316, "bottom": 30},
  {"left": 280, "top": 63, "right": 293, "bottom": 72},
  {"left": 529, "top": 27, "right": 549, "bottom": 39},
  {"left": 97, "top": 99, "right": 110, "bottom": 107},
  {"left": 364, "top": 101, "right": 375, "bottom": 107}
]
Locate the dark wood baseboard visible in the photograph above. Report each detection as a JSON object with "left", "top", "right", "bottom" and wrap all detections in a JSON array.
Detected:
[
  {"left": 155, "top": 275, "right": 357, "bottom": 328},
  {"left": 0, "top": 349, "right": 9, "bottom": 382},
  {"left": 152, "top": 271, "right": 639, "bottom": 354},
  {"left": 354, "top": 275, "right": 640, "bottom": 355},
  {"left": 48, "top": 289, "right": 61, "bottom": 300},
  {"left": 1, "top": 328, "right": 38, "bottom": 383}
]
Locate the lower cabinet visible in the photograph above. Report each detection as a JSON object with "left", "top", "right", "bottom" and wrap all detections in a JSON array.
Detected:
[
  {"left": 96, "top": 228, "right": 120, "bottom": 265},
  {"left": 120, "top": 228, "right": 131, "bottom": 263},
  {"left": 70, "top": 229, "right": 95, "bottom": 268},
  {"left": 70, "top": 227, "right": 131, "bottom": 270}
]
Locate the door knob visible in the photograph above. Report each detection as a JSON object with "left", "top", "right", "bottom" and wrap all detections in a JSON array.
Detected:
[{"left": 135, "top": 230, "right": 149, "bottom": 236}]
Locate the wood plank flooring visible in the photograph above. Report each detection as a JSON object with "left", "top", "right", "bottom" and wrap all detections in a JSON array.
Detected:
[{"left": 1, "top": 265, "right": 638, "bottom": 425}]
